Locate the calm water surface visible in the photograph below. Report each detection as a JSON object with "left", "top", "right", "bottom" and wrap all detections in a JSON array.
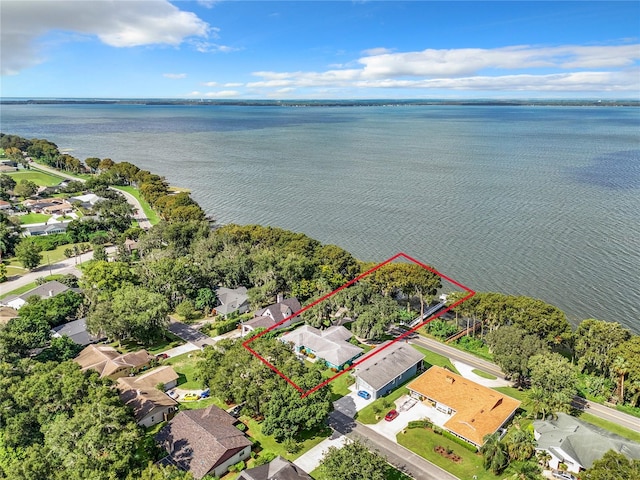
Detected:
[{"left": 2, "top": 104, "right": 639, "bottom": 331}]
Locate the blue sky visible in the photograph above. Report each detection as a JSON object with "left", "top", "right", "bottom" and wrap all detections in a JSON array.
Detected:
[{"left": 1, "top": 1, "right": 639, "bottom": 99}]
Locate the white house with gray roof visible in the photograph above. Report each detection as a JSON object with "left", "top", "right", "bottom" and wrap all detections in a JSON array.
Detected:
[
  {"left": 215, "top": 286, "right": 250, "bottom": 318},
  {"left": 533, "top": 412, "right": 640, "bottom": 473},
  {"left": 281, "top": 325, "right": 363, "bottom": 370},
  {"left": 353, "top": 341, "right": 424, "bottom": 399},
  {"left": 2, "top": 280, "right": 71, "bottom": 309}
]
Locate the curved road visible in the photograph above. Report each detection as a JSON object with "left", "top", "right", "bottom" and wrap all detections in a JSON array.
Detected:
[{"left": 409, "top": 336, "right": 640, "bottom": 433}]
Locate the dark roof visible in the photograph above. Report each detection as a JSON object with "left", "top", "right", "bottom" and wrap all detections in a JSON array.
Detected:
[
  {"left": 155, "top": 405, "right": 252, "bottom": 480},
  {"left": 354, "top": 341, "right": 424, "bottom": 390},
  {"left": 16, "top": 280, "right": 70, "bottom": 302},
  {"left": 254, "top": 298, "right": 301, "bottom": 324},
  {"left": 237, "top": 456, "right": 312, "bottom": 480},
  {"left": 51, "top": 318, "right": 100, "bottom": 346}
]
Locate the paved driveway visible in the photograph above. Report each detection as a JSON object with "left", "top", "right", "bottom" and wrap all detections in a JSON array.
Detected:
[
  {"left": 167, "top": 319, "right": 217, "bottom": 348},
  {"left": 368, "top": 394, "right": 434, "bottom": 441},
  {"left": 333, "top": 385, "right": 374, "bottom": 418},
  {"left": 293, "top": 431, "right": 348, "bottom": 473}
]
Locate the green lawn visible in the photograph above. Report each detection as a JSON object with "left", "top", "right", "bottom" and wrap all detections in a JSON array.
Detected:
[
  {"left": 472, "top": 369, "right": 497, "bottom": 380},
  {"left": 410, "top": 344, "right": 459, "bottom": 374},
  {"left": 165, "top": 351, "right": 205, "bottom": 390},
  {"left": 397, "top": 428, "right": 499, "bottom": 480},
  {"left": 111, "top": 185, "right": 160, "bottom": 225},
  {"left": 6, "top": 242, "right": 88, "bottom": 273},
  {"left": 319, "top": 366, "right": 355, "bottom": 401},
  {"left": 109, "top": 332, "right": 183, "bottom": 356},
  {"left": 6, "top": 169, "right": 65, "bottom": 186},
  {"left": 244, "top": 417, "right": 331, "bottom": 462},
  {"left": 18, "top": 213, "right": 52, "bottom": 224},
  {"left": 356, "top": 383, "right": 413, "bottom": 424}
]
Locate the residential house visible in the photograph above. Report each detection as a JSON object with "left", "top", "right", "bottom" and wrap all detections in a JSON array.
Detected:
[
  {"left": 156, "top": 405, "right": 252, "bottom": 479},
  {"left": 74, "top": 344, "right": 153, "bottom": 380},
  {"left": 281, "top": 325, "right": 364, "bottom": 370},
  {"left": 69, "top": 193, "right": 103, "bottom": 209},
  {"left": 407, "top": 366, "right": 521, "bottom": 448},
  {"left": 116, "top": 366, "right": 180, "bottom": 427},
  {"left": 51, "top": 318, "right": 102, "bottom": 346},
  {"left": 237, "top": 456, "right": 312, "bottom": 480},
  {"left": 1, "top": 280, "right": 71, "bottom": 309},
  {"left": 42, "top": 200, "right": 73, "bottom": 215},
  {"left": 23, "top": 220, "right": 71, "bottom": 236},
  {"left": 23, "top": 197, "right": 67, "bottom": 213},
  {"left": 0, "top": 200, "right": 12, "bottom": 211},
  {"left": 353, "top": 341, "right": 424, "bottom": 399},
  {"left": 241, "top": 296, "right": 302, "bottom": 337},
  {"left": 215, "top": 286, "right": 250, "bottom": 318},
  {"left": 533, "top": 412, "right": 640, "bottom": 473}
]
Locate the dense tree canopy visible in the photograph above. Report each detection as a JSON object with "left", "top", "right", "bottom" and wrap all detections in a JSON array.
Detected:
[
  {"left": 485, "top": 326, "right": 548, "bottom": 385},
  {"left": 582, "top": 450, "right": 640, "bottom": 480},
  {"left": 317, "top": 440, "right": 389, "bottom": 480}
]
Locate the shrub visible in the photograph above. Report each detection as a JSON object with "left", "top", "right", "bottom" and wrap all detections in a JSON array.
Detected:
[
  {"left": 30, "top": 233, "right": 72, "bottom": 251},
  {"left": 407, "top": 419, "right": 433, "bottom": 429},
  {"left": 441, "top": 430, "right": 478, "bottom": 452},
  {"left": 235, "top": 422, "right": 247, "bottom": 431},
  {"left": 212, "top": 317, "right": 238, "bottom": 336}
]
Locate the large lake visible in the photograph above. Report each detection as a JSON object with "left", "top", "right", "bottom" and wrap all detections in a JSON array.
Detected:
[{"left": 2, "top": 103, "right": 639, "bottom": 332}]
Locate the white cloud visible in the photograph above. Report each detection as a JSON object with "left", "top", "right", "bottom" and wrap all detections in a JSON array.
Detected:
[
  {"left": 163, "top": 73, "right": 187, "bottom": 79},
  {"left": 202, "top": 81, "right": 218, "bottom": 87},
  {"left": 1, "top": 0, "right": 210, "bottom": 75},
  {"left": 190, "top": 40, "right": 239, "bottom": 53},
  {"left": 224, "top": 82, "right": 244, "bottom": 87},
  {"left": 361, "top": 47, "right": 394, "bottom": 56},
  {"left": 248, "top": 44, "right": 640, "bottom": 94}
]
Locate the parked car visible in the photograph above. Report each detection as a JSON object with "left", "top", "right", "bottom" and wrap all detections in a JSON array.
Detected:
[
  {"left": 156, "top": 353, "right": 169, "bottom": 360},
  {"left": 552, "top": 472, "right": 577, "bottom": 480},
  {"left": 384, "top": 409, "right": 399, "bottom": 421},
  {"left": 228, "top": 404, "right": 243, "bottom": 418},
  {"left": 182, "top": 393, "right": 200, "bottom": 401},
  {"left": 167, "top": 390, "right": 178, "bottom": 399},
  {"left": 357, "top": 390, "right": 371, "bottom": 400},
  {"left": 200, "top": 388, "right": 210, "bottom": 398}
]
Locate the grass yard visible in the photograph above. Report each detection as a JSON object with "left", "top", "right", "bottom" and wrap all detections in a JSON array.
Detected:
[
  {"left": 179, "top": 396, "right": 228, "bottom": 411},
  {"left": 4, "top": 265, "right": 26, "bottom": 277},
  {"left": 18, "top": 213, "right": 52, "bottom": 224},
  {"left": 472, "top": 368, "right": 497, "bottom": 380},
  {"left": 244, "top": 417, "right": 331, "bottom": 462},
  {"left": 397, "top": 428, "right": 498, "bottom": 480},
  {"left": 410, "top": 344, "right": 459, "bottom": 374},
  {"left": 111, "top": 185, "right": 160, "bottom": 225},
  {"left": 165, "top": 351, "right": 205, "bottom": 390},
  {"left": 318, "top": 366, "right": 355, "bottom": 401},
  {"left": 7, "top": 169, "right": 66, "bottom": 186},
  {"left": 356, "top": 382, "right": 412, "bottom": 424}
]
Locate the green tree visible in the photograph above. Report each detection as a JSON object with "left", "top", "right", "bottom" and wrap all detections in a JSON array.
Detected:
[
  {"left": 36, "top": 335, "right": 84, "bottom": 362},
  {"left": 110, "top": 285, "right": 170, "bottom": 344},
  {"left": 528, "top": 353, "right": 577, "bottom": 417},
  {"left": 13, "top": 179, "right": 38, "bottom": 199},
  {"left": 574, "top": 319, "right": 631, "bottom": 376},
  {"left": 80, "top": 260, "right": 138, "bottom": 299},
  {"left": 131, "top": 462, "right": 194, "bottom": 480},
  {"left": 0, "top": 174, "right": 16, "bottom": 192},
  {"left": 610, "top": 336, "right": 640, "bottom": 406},
  {"left": 0, "top": 263, "right": 6, "bottom": 283},
  {"left": 14, "top": 238, "right": 42, "bottom": 270},
  {"left": 194, "top": 288, "right": 216, "bottom": 315},
  {"left": 481, "top": 432, "right": 509, "bottom": 474},
  {"left": 175, "top": 299, "right": 196, "bottom": 322},
  {"left": 486, "top": 326, "right": 548, "bottom": 385},
  {"left": 0, "top": 314, "right": 51, "bottom": 357},
  {"left": 85, "top": 157, "right": 101, "bottom": 173},
  {"left": 505, "top": 426, "right": 536, "bottom": 462},
  {"left": 582, "top": 450, "right": 640, "bottom": 480},
  {"left": 317, "top": 440, "right": 389, "bottom": 480}
]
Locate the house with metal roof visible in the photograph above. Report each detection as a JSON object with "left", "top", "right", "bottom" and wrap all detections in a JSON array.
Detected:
[
  {"left": 353, "top": 341, "right": 424, "bottom": 399},
  {"left": 281, "top": 325, "right": 363, "bottom": 370},
  {"left": 156, "top": 405, "right": 252, "bottom": 479},
  {"left": 407, "top": 366, "right": 521, "bottom": 448},
  {"left": 533, "top": 412, "right": 640, "bottom": 473}
]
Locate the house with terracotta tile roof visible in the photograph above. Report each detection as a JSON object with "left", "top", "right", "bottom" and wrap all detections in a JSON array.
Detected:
[
  {"left": 407, "top": 366, "right": 521, "bottom": 448},
  {"left": 156, "top": 405, "right": 252, "bottom": 479},
  {"left": 281, "top": 324, "right": 363, "bottom": 370},
  {"left": 74, "top": 344, "right": 153, "bottom": 380},
  {"left": 241, "top": 297, "right": 302, "bottom": 337}
]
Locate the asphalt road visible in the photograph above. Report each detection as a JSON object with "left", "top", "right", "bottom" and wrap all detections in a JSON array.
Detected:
[
  {"left": 409, "top": 336, "right": 640, "bottom": 433},
  {"left": 167, "top": 318, "right": 217, "bottom": 348},
  {"left": 329, "top": 410, "right": 459, "bottom": 480}
]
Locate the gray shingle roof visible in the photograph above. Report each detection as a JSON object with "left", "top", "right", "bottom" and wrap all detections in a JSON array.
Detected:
[
  {"left": 281, "top": 325, "right": 363, "bottom": 367},
  {"left": 51, "top": 318, "right": 99, "bottom": 346},
  {"left": 354, "top": 341, "right": 424, "bottom": 390},
  {"left": 16, "top": 280, "right": 70, "bottom": 302},
  {"left": 237, "top": 456, "right": 312, "bottom": 480},
  {"left": 534, "top": 412, "right": 640, "bottom": 469}
]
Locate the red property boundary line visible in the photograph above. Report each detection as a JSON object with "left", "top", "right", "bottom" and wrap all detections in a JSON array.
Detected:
[{"left": 242, "top": 252, "right": 475, "bottom": 398}]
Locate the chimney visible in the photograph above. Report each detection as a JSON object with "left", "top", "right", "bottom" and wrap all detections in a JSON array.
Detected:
[
  {"left": 446, "top": 376, "right": 454, "bottom": 384},
  {"left": 49, "top": 290, "right": 54, "bottom": 297},
  {"left": 277, "top": 293, "right": 283, "bottom": 303}
]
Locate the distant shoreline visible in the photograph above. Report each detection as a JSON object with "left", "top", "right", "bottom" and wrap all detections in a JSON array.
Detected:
[{"left": 1, "top": 98, "right": 639, "bottom": 107}]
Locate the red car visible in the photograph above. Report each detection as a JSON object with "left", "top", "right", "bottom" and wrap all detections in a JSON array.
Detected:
[{"left": 384, "top": 409, "right": 399, "bottom": 421}]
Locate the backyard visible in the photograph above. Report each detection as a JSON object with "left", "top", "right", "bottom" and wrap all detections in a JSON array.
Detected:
[{"left": 6, "top": 169, "right": 66, "bottom": 186}]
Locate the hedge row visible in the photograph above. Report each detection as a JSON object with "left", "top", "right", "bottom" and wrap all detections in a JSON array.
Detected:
[
  {"left": 441, "top": 430, "right": 479, "bottom": 452},
  {"left": 212, "top": 318, "right": 239, "bottom": 336}
]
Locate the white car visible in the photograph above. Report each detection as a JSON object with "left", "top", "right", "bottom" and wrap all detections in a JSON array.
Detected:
[{"left": 552, "top": 472, "right": 577, "bottom": 480}]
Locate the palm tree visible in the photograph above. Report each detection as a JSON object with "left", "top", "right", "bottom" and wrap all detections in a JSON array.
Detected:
[
  {"left": 509, "top": 460, "right": 543, "bottom": 480},
  {"left": 536, "top": 450, "right": 551, "bottom": 470},
  {"left": 506, "top": 428, "right": 536, "bottom": 462},
  {"left": 611, "top": 355, "right": 629, "bottom": 403},
  {"left": 525, "top": 386, "right": 552, "bottom": 420},
  {"left": 481, "top": 432, "right": 509, "bottom": 474}
]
